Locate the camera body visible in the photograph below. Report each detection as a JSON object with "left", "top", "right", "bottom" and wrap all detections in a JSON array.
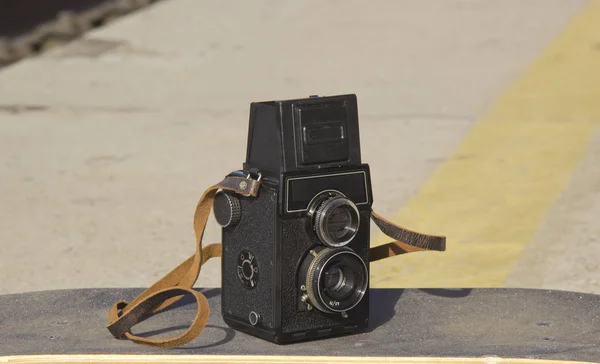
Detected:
[{"left": 215, "top": 94, "right": 373, "bottom": 343}]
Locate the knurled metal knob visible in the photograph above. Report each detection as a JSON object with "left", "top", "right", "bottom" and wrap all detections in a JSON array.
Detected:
[{"left": 213, "top": 191, "right": 242, "bottom": 227}]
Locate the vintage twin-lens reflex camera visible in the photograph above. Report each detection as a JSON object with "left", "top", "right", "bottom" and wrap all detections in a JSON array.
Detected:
[{"left": 213, "top": 94, "right": 375, "bottom": 343}]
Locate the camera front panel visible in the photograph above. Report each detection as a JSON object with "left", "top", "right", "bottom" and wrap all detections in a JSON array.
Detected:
[{"left": 277, "top": 165, "right": 373, "bottom": 340}]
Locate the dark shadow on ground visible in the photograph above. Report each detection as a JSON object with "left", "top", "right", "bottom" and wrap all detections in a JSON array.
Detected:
[
  {"left": 419, "top": 288, "right": 472, "bottom": 298},
  {"left": 368, "top": 288, "right": 405, "bottom": 330}
]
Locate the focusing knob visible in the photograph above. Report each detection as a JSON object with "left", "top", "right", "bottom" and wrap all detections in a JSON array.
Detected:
[{"left": 213, "top": 191, "right": 242, "bottom": 227}]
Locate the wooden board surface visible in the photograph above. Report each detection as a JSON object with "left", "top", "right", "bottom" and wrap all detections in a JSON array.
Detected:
[
  {"left": 0, "top": 354, "right": 595, "bottom": 364},
  {"left": 0, "top": 288, "right": 598, "bottom": 363}
]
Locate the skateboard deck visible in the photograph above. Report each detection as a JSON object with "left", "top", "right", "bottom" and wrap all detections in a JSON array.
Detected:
[{"left": 0, "top": 288, "right": 598, "bottom": 363}]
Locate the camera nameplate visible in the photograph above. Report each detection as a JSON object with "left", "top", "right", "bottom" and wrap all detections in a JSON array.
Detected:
[{"left": 285, "top": 171, "right": 370, "bottom": 214}]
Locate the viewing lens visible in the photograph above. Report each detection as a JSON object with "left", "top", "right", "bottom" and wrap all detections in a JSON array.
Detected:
[
  {"left": 313, "top": 195, "right": 360, "bottom": 247},
  {"left": 327, "top": 207, "right": 353, "bottom": 239}
]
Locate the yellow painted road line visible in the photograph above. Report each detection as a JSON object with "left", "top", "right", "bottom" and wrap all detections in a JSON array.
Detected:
[{"left": 371, "top": 0, "right": 600, "bottom": 288}]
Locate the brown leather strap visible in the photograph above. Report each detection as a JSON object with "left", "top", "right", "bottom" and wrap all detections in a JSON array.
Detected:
[
  {"left": 368, "top": 210, "right": 446, "bottom": 262},
  {"left": 106, "top": 175, "right": 260, "bottom": 348},
  {"left": 106, "top": 173, "right": 445, "bottom": 348}
]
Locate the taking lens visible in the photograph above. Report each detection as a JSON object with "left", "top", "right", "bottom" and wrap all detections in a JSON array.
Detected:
[
  {"left": 302, "top": 246, "right": 368, "bottom": 313},
  {"left": 323, "top": 263, "right": 354, "bottom": 300},
  {"left": 313, "top": 195, "right": 360, "bottom": 247}
]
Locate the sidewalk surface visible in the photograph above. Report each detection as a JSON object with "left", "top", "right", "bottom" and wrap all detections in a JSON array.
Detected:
[{"left": 1, "top": 0, "right": 599, "bottom": 295}]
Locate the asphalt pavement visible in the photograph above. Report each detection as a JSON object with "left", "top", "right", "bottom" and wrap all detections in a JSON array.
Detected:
[{"left": 0, "top": 0, "right": 598, "bottom": 295}]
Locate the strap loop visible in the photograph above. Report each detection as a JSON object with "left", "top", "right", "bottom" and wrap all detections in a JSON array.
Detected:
[{"left": 109, "top": 287, "right": 209, "bottom": 348}]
